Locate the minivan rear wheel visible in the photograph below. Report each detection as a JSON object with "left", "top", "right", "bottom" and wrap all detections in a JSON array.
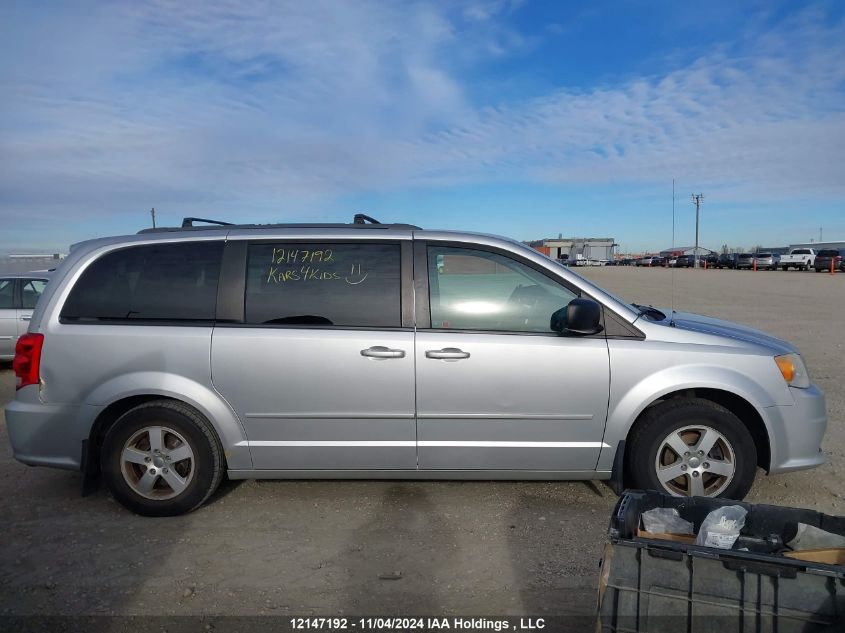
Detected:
[
  {"left": 101, "top": 400, "right": 224, "bottom": 516},
  {"left": 627, "top": 398, "right": 757, "bottom": 500}
]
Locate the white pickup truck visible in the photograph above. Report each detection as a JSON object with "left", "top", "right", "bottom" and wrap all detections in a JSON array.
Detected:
[{"left": 779, "top": 248, "right": 816, "bottom": 270}]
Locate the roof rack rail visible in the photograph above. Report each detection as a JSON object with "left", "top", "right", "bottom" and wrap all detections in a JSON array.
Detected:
[
  {"left": 353, "top": 213, "right": 381, "bottom": 225},
  {"left": 181, "top": 217, "right": 234, "bottom": 228},
  {"left": 137, "top": 213, "right": 420, "bottom": 234}
]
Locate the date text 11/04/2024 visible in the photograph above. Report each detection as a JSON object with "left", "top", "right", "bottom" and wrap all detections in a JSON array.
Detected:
[{"left": 289, "top": 618, "right": 547, "bottom": 631}]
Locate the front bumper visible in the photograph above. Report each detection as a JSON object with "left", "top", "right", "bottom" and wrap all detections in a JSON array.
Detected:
[
  {"left": 4, "top": 387, "right": 95, "bottom": 471},
  {"left": 766, "top": 384, "right": 827, "bottom": 474}
]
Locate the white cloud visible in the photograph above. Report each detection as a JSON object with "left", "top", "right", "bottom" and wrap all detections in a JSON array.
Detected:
[{"left": 0, "top": 0, "right": 842, "bottom": 247}]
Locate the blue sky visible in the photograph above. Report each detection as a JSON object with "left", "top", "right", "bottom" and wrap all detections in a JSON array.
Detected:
[{"left": 1, "top": 0, "right": 843, "bottom": 254}]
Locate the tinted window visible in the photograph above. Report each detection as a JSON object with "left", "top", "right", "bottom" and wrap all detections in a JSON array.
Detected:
[
  {"left": 245, "top": 243, "right": 401, "bottom": 327},
  {"left": 428, "top": 246, "right": 578, "bottom": 332},
  {"left": 61, "top": 242, "right": 223, "bottom": 321},
  {"left": 21, "top": 279, "right": 48, "bottom": 309},
  {"left": 818, "top": 249, "right": 839, "bottom": 256},
  {"left": 793, "top": 250, "right": 810, "bottom": 255},
  {"left": 0, "top": 279, "right": 13, "bottom": 309}
]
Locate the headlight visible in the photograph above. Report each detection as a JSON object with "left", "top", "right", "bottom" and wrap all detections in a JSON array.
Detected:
[{"left": 774, "top": 353, "right": 810, "bottom": 388}]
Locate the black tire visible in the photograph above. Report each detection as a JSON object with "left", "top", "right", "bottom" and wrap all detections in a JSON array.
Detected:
[
  {"left": 626, "top": 397, "right": 757, "bottom": 500},
  {"left": 101, "top": 400, "right": 225, "bottom": 516}
]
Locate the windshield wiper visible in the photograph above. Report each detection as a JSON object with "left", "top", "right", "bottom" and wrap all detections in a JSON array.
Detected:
[{"left": 632, "top": 303, "right": 666, "bottom": 321}]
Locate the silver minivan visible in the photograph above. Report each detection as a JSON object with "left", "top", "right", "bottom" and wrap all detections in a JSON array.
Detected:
[{"left": 5, "top": 217, "right": 827, "bottom": 516}]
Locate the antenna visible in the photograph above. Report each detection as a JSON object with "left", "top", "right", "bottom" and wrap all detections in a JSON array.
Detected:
[
  {"left": 150, "top": 207, "right": 156, "bottom": 228},
  {"left": 670, "top": 179, "right": 676, "bottom": 326}
]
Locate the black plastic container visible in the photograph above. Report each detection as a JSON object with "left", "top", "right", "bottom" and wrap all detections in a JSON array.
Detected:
[{"left": 598, "top": 490, "right": 845, "bottom": 632}]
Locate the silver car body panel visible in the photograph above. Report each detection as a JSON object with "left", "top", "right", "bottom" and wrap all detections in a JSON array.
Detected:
[{"left": 4, "top": 226, "right": 828, "bottom": 483}]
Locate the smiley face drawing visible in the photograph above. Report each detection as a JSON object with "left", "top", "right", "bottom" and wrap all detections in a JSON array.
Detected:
[{"left": 345, "top": 263, "right": 369, "bottom": 285}]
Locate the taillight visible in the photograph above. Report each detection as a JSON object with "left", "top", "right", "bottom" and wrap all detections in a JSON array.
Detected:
[{"left": 13, "top": 333, "right": 44, "bottom": 390}]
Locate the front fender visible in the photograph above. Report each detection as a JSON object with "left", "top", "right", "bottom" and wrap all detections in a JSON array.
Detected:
[
  {"left": 597, "top": 363, "right": 783, "bottom": 471},
  {"left": 86, "top": 372, "right": 252, "bottom": 470}
]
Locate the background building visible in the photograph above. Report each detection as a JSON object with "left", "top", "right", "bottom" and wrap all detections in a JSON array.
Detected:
[
  {"left": 0, "top": 254, "right": 64, "bottom": 275},
  {"left": 788, "top": 240, "right": 845, "bottom": 252},
  {"left": 658, "top": 246, "right": 716, "bottom": 257},
  {"left": 529, "top": 238, "right": 616, "bottom": 261}
]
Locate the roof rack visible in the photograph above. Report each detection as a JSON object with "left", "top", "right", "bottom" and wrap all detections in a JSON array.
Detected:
[
  {"left": 181, "top": 217, "right": 234, "bottom": 228},
  {"left": 138, "top": 214, "right": 420, "bottom": 234}
]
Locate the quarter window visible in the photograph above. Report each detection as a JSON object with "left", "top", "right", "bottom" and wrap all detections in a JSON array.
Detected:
[
  {"left": 21, "top": 279, "right": 48, "bottom": 309},
  {"left": 427, "top": 246, "right": 578, "bottom": 332},
  {"left": 61, "top": 242, "right": 223, "bottom": 322},
  {"left": 244, "top": 243, "right": 402, "bottom": 327}
]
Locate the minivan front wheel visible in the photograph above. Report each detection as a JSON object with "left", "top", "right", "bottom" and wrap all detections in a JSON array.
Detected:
[
  {"left": 101, "top": 401, "right": 224, "bottom": 516},
  {"left": 627, "top": 398, "right": 757, "bottom": 500}
]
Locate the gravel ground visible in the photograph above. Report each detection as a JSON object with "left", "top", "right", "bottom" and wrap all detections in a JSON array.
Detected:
[{"left": 0, "top": 266, "right": 842, "bottom": 618}]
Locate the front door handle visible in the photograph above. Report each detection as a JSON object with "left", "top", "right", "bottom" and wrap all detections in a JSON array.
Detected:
[
  {"left": 425, "top": 347, "right": 470, "bottom": 361},
  {"left": 20, "top": 316, "right": 32, "bottom": 321},
  {"left": 360, "top": 346, "right": 406, "bottom": 360}
]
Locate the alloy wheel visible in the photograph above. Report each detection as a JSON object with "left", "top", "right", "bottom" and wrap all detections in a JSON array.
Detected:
[
  {"left": 120, "top": 426, "right": 195, "bottom": 500},
  {"left": 654, "top": 425, "right": 736, "bottom": 497}
]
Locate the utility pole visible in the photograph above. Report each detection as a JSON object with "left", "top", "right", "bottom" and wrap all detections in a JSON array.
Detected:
[
  {"left": 691, "top": 193, "right": 704, "bottom": 267},
  {"left": 150, "top": 207, "right": 156, "bottom": 228},
  {"left": 819, "top": 227, "right": 823, "bottom": 242}
]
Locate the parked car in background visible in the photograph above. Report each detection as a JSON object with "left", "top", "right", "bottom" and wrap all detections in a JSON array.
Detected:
[
  {"left": 5, "top": 216, "right": 828, "bottom": 515},
  {"left": 637, "top": 256, "right": 655, "bottom": 267},
  {"left": 704, "top": 253, "right": 719, "bottom": 268},
  {"left": 652, "top": 256, "right": 668, "bottom": 267},
  {"left": 814, "top": 249, "right": 845, "bottom": 273},
  {"left": 780, "top": 248, "right": 816, "bottom": 271},
  {"left": 674, "top": 255, "right": 694, "bottom": 268},
  {"left": 717, "top": 253, "right": 739, "bottom": 269},
  {"left": 755, "top": 253, "right": 781, "bottom": 271},
  {"left": 0, "top": 273, "right": 50, "bottom": 361},
  {"left": 735, "top": 253, "right": 756, "bottom": 269}
]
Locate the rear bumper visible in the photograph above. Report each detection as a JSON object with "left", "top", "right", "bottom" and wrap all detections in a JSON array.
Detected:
[
  {"left": 766, "top": 384, "right": 827, "bottom": 474},
  {"left": 4, "top": 388, "right": 94, "bottom": 470}
]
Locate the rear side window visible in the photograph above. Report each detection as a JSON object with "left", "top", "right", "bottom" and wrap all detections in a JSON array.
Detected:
[
  {"left": 0, "top": 279, "right": 14, "bottom": 309},
  {"left": 818, "top": 249, "right": 839, "bottom": 256},
  {"left": 244, "top": 243, "right": 401, "bottom": 327},
  {"left": 61, "top": 242, "right": 223, "bottom": 322}
]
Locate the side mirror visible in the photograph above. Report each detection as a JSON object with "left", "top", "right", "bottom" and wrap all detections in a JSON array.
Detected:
[{"left": 551, "top": 298, "right": 603, "bottom": 336}]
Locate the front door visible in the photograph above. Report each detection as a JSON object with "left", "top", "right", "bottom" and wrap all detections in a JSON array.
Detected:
[
  {"left": 211, "top": 238, "right": 417, "bottom": 470},
  {"left": 415, "top": 244, "right": 610, "bottom": 471}
]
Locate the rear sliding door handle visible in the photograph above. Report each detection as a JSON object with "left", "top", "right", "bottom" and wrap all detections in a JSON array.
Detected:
[
  {"left": 360, "top": 346, "right": 406, "bottom": 360},
  {"left": 425, "top": 348, "right": 470, "bottom": 361},
  {"left": 21, "top": 316, "right": 32, "bottom": 321}
]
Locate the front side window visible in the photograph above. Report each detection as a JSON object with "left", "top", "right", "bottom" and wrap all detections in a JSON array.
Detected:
[
  {"left": 427, "top": 246, "right": 578, "bottom": 332},
  {"left": 0, "top": 279, "right": 13, "bottom": 309},
  {"left": 21, "top": 279, "right": 47, "bottom": 309},
  {"left": 245, "top": 242, "right": 401, "bottom": 327},
  {"left": 61, "top": 242, "right": 223, "bottom": 322}
]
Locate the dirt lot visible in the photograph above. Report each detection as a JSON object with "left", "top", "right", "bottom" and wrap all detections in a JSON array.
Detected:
[{"left": 0, "top": 267, "right": 842, "bottom": 619}]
